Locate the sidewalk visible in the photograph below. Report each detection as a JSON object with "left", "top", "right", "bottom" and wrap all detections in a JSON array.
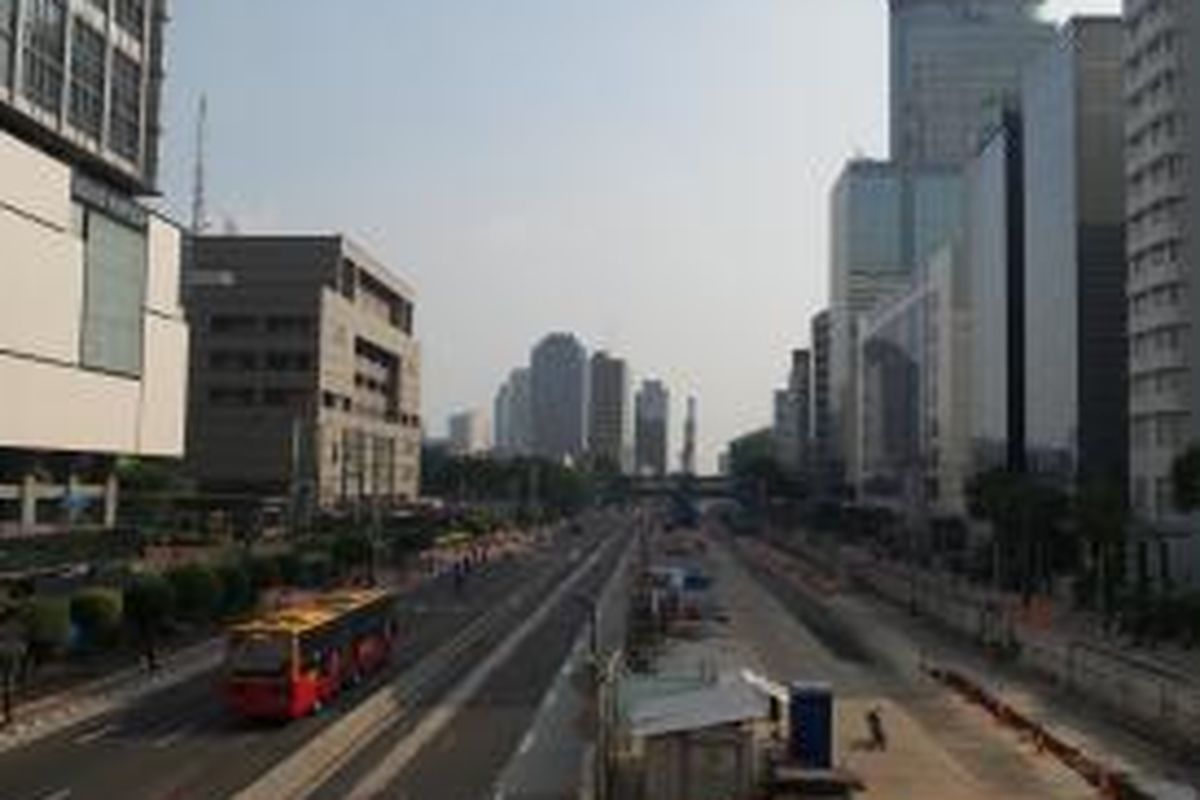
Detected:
[
  {"left": 706, "top": 538, "right": 1098, "bottom": 799},
  {"left": 748, "top": 534, "right": 1200, "bottom": 796}
]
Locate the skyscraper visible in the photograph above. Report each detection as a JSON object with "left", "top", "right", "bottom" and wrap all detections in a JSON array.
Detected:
[
  {"left": 1023, "top": 18, "right": 1125, "bottom": 489},
  {"left": 1125, "top": 0, "right": 1200, "bottom": 520},
  {"left": 507, "top": 367, "right": 533, "bottom": 456},
  {"left": 827, "top": 160, "right": 963, "bottom": 484},
  {"left": 635, "top": 380, "right": 670, "bottom": 477},
  {"left": 530, "top": 333, "right": 588, "bottom": 463},
  {"left": 889, "top": 0, "right": 1056, "bottom": 167},
  {"left": 810, "top": 310, "right": 837, "bottom": 492},
  {"left": 682, "top": 396, "right": 698, "bottom": 476},
  {"left": 588, "top": 351, "right": 632, "bottom": 473},
  {"left": 773, "top": 350, "right": 811, "bottom": 475},
  {"left": 0, "top": 0, "right": 188, "bottom": 534},
  {"left": 493, "top": 382, "right": 511, "bottom": 455}
]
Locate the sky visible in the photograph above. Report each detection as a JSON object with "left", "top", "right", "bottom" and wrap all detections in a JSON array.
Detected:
[{"left": 158, "top": 0, "right": 1119, "bottom": 473}]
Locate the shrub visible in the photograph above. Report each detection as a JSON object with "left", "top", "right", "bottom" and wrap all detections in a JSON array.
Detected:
[
  {"left": 22, "top": 596, "right": 72, "bottom": 659},
  {"left": 70, "top": 588, "right": 123, "bottom": 649},
  {"left": 166, "top": 563, "right": 222, "bottom": 623},
  {"left": 215, "top": 564, "right": 252, "bottom": 616}
]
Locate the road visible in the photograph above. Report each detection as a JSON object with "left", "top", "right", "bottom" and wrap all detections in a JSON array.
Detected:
[
  {"left": 309, "top": 525, "right": 627, "bottom": 800},
  {"left": 0, "top": 520, "right": 620, "bottom": 800}
]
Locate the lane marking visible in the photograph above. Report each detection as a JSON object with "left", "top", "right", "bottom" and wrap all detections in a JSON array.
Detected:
[
  {"left": 36, "top": 789, "right": 72, "bottom": 800},
  {"left": 72, "top": 722, "right": 117, "bottom": 746},
  {"left": 340, "top": 540, "right": 623, "bottom": 800},
  {"left": 517, "top": 730, "right": 535, "bottom": 755},
  {"left": 152, "top": 723, "right": 199, "bottom": 750}
]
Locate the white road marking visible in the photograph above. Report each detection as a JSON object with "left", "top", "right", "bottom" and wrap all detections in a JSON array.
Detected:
[
  {"left": 72, "top": 722, "right": 117, "bottom": 745},
  {"left": 152, "top": 723, "right": 197, "bottom": 750},
  {"left": 36, "top": 789, "right": 72, "bottom": 800},
  {"left": 517, "top": 730, "right": 535, "bottom": 755}
]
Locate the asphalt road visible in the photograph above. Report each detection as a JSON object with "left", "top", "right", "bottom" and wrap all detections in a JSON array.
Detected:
[
  {"left": 0, "top": 524, "right": 614, "bottom": 800},
  {"left": 309, "top": 530, "right": 627, "bottom": 800}
]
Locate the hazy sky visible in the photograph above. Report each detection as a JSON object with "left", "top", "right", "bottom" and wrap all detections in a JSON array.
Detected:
[{"left": 159, "top": 0, "right": 1118, "bottom": 472}]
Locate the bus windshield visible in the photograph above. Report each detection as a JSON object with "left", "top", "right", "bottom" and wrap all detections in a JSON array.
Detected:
[{"left": 228, "top": 634, "right": 292, "bottom": 677}]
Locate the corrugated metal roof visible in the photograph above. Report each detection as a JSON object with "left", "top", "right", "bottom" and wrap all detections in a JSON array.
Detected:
[{"left": 628, "top": 679, "right": 770, "bottom": 739}]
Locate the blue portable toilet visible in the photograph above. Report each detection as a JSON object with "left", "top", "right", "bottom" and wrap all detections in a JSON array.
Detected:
[{"left": 788, "top": 681, "right": 833, "bottom": 769}]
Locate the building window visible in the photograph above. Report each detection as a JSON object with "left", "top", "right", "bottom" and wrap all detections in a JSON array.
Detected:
[
  {"left": 209, "top": 350, "right": 256, "bottom": 372},
  {"left": 108, "top": 48, "right": 141, "bottom": 163},
  {"left": 0, "top": 0, "right": 16, "bottom": 89},
  {"left": 209, "top": 387, "right": 255, "bottom": 407},
  {"left": 22, "top": 0, "right": 67, "bottom": 115},
  {"left": 114, "top": 0, "right": 143, "bottom": 38},
  {"left": 209, "top": 314, "right": 257, "bottom": 335},
  {"left": 69, "top": 19, "right": 105, "bottom": 140},
  {"left": 79, "top": 206, "right": 146, "bottom": 376},
  {"left": 265, "top": 315, "right": 313, "bottom": 335}
]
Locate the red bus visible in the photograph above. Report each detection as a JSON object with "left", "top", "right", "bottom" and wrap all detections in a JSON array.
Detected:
[{"left": 223, "top": 588, "right": 397, "bottom": 720}]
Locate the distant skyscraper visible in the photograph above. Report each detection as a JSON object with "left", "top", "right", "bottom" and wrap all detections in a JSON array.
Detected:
[
  {"left": 448, "top": 410, "right": 489, "bottom": 456},
  {"left": 1125, "top": 0, "right": 1200, "bottom": 522},
  {"left": 682, "top": 396, "right": 698, "bottom": 476},
  {"left": 811, "top": 310, "right": 837, "bottom": 492},
  {"left": 889, "top": 0, "right": 1056, "bottom": 167},
  {"left": 493, "top": 382, "right": 511, "bottom": 454},
  {"left": 827, "top": 160, "right": 963, "bottom": 483},
  {"left": 1023, "top": 18, "right": 1125, "bottom": 489},
  {"left": 507, "top": 367, "right": 533, "bottom": 456},
  {"left": 773, "top": 350, "right": 811, "bottom": 475},
  {"left": 530, "top": 333, "right": 588, "bottom": 463},
  {"left": 588, "top": 352, "right": 632, "bottom": 472},
  {"left": 635, "top": 380, "right": 670, "bottom": 476}
]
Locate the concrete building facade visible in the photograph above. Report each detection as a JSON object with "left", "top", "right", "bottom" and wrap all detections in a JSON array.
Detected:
[
  {"left": 530, "top": 333, "right": 588, "bottom": 464},
  {"left": 772, "top": 350, "right": 811, "bottom": 476},
  {"left": 1023, "top": 18, "right": 1127, "bottom": 489},
  {"left": 635, "top": 379, "right": 670, "bottom": 477},
  {"left": 588, "top": 351, "right": 632, "bottom": 473},
  {"left": 889, "top": 0, "right": 1056, "bottom": 167},
  {"left": 1125, "top": 0, "right": 1200, "bottom": 521},
  {"left": 0, "top": 0, "right": 187, "bottom": 534},
  {"left": 810, "top": 309, "right": 837, "bottom": 493},
  {"left": 185, "top": 236, "right": 421, "bottom": 510}
]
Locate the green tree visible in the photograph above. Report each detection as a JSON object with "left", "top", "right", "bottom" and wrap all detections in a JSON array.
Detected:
[
  {"left": 124, "top": 574, "right": 175, "bottom": 671},
  {"left": 166, "top": 564, "right": 222, "bottom": 623},
  {"left": 70, "top": 588, "right": 123, "bottom": 650},
  {"left": 967, "top": 470, "right": 1068, "bottom": 600},
  {"left": 21, "top": 597, "right": 71, "bottom": 663},
  {"left": 215, "top": 563, "right": 253, "bottom": 615},
  {"left": 1073, "top": 480, "right": 1127, "bottom": 628}
]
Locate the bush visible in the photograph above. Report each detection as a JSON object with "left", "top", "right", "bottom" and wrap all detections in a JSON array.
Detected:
[
  {"left": 165, "top": 564, "right": 222, "bottom": 623},
  {"left": 22, "top": 596, "right": 72, "bottom": 659},
  {"left": 215, "top": 564, "right": 252, "bottom": 616},
  {"left": 70, "top": 588, "right": 123, "bottom": 649}
]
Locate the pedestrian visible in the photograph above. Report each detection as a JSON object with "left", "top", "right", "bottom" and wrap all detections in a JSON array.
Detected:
[{"left": 866, "top": 707, "right": 887, "bottom": 751}]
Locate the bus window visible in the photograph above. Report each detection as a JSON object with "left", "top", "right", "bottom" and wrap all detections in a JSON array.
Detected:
[{"left": 229, "top": 634, "right": 292, "bottom": 677}]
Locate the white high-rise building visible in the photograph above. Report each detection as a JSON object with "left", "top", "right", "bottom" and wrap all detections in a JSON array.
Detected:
[{"left": 1125, "top": 0, "right": 1200, "bottom": 524}]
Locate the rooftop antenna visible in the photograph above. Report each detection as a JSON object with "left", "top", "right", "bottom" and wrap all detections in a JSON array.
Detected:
[{"left": 191, "top": 94, "right": 208, "bottom": 234}]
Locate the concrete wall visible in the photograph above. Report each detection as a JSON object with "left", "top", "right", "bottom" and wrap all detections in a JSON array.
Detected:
[{"left": 0, "top": 128, "right": 187, "bottom": 458}]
